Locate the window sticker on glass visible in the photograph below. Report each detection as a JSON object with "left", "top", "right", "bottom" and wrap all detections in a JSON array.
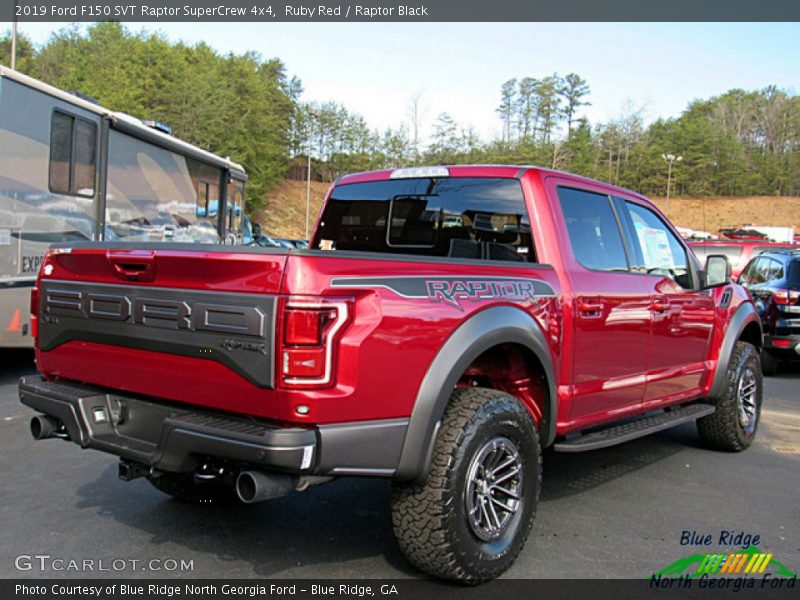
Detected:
[
  {"left": 635, "top": 224, "right": 675, "bottom": 269},
  {"left": 0, "top": 229, "right": 11, "bottom": 246}
]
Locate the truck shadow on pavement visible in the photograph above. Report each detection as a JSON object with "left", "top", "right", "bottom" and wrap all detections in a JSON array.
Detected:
[
  {"left": 0, "top": 349, "right": 36, "bottom": 384},
  {"left": 72, "top": 431, "right": 701, "bottom": 577},
  {"left": 541, "top": 431, "right": 690, "bottom": 502},
  {"left": 74, "top": 464, "right": 421, "bottom": 578}
]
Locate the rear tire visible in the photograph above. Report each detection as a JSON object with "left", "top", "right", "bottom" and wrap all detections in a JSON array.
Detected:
[
  {"left": 391, "top": 387, "right": 541, "bottom": 583},
  {"left": 760, "top": 349, "right": 780, "bottom": 377},
  {"left": 147, "top": 473, "right": 235, "bottom": 504},
  {"left": 697, "top": 341, "right": 762, "bottom": 451}
]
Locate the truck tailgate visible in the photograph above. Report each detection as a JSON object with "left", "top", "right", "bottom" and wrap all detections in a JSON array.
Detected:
[{"left": 34, "top": 243, "right": 288, "bottom": 419}]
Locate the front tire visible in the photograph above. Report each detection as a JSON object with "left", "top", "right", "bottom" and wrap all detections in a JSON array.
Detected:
[
  {"left": 391, "top": 387, "right": 541, "bottom": 583},
  {"left": 697, "top": 341, "right": 762, "bottom": 451}
]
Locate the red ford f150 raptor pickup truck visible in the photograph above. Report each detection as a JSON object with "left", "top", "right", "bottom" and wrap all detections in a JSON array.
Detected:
[{"left": 20, "top": 165, "right": 763, "bottom": 583}]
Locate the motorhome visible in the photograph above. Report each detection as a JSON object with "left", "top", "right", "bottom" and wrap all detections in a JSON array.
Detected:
[{"left": 0, "top": 66, "right": 247, "bottom": 348}]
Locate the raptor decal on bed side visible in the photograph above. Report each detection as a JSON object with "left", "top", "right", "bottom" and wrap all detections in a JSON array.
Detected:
[{"left": 331, "top": 276, "right": 555, "bottom": 311}]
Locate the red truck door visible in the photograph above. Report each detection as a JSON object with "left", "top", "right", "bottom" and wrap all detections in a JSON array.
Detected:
[
  {"left": 551, "top": 183, "right": 652, "bottom": 428},
  {"left": 614, "top": 197, "right": 715, "bottom": 408}
]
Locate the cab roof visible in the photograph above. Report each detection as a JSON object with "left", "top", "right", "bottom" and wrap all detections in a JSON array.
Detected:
[{"left": 334, "top": 164, "right": 649, "bottom": 201}]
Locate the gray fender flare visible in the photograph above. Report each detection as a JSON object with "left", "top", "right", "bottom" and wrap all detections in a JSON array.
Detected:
[
  {"left": 708, "top": 302, "right": 762, "bottom": 400},
  {"left": 394, "top": 305, "right": 557, "bottom": 481}
]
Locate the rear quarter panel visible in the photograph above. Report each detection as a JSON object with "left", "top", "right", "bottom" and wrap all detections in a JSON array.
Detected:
[{"left": 278, "top": 251, "right": 563, "bottom": 425}]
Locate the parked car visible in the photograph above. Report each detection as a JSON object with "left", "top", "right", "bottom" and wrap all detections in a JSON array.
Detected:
[
  {"left": 689, "top": 239, "right": 798, "bottom": 279},
  {"left": 738, "top": 249, "right": 800, "bottom": 375}
]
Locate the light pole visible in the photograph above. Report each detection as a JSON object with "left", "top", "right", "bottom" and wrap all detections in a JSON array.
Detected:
[
  {"left": 305, "top": 109, "right": 318, "bottom": 240},
  {"left": 661, "top": 153, "right": 683, "bottom": 212}
]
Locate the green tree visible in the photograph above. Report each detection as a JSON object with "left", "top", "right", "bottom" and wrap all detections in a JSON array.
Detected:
[
  {"left": 496, "top": 78, "right": 517, "bottom": 143},
  {"left": 559, "top": 73, "right": 591, "bottom": 139}
]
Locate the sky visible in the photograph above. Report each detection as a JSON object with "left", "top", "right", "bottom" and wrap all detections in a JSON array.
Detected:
[{"left": 9, "top": 22, "right": 800, "bottom": 141}]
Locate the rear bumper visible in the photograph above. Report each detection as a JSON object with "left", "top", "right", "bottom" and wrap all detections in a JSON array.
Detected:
[
  {"left": 18, "top": 376, "right": 410, "bottom": 477},
  {"left": 19, "top": 376, "right": 316, "bottom": 474}
]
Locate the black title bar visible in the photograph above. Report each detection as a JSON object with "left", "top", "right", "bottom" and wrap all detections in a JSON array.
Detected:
[{"left": 4, "top": 0, "right": 800, "bottom": 22}]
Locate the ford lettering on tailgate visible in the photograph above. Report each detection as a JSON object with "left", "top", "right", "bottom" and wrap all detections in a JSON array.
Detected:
[{"left": 38, "top": 281, "right": 276, "bottom": 387}]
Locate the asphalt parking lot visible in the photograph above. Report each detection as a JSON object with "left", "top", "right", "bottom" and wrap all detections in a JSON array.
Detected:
[{"left": 1, "top": 349, "right": 798, "bottom": 580}]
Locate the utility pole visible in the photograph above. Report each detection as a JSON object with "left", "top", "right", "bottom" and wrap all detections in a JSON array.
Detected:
[{"left": 661, "top": 153, "right": 683, "bottom": 213}]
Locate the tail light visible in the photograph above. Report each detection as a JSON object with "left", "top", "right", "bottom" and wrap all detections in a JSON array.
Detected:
[
  {"left": 30, "top": 286, "right": 39, "bottom": 339},
  {"left": 771, "top": 290, "right": 789, "bottom": 305},
  {"left": 30, "top": 287, "right": 39, "bottom": 317},
  {"left": 772, "top": 339, "right": 794, "bottom": 348},
  {"left": 280, "top": 298, "right": 349, "bottom": 387}
]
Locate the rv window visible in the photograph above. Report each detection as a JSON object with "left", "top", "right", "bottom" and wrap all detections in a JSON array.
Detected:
[
  {"left": 48, "top": 112, "right": 96, "bottom": 197},
  {"left": 48, "top": 113, "right": 72, "bottom": 194},
  {"left": 228, "top": 179, "right": 244, "bottom": 234},
  {"left": 105, "top": 130, "right": 222, "bottom": 244},
  {"left": 208, "top": 184, "right": 220, "bottom": 217},
  {"left": 73, "top": 120, "right": 97, "bottom": 194},
  {"left": 196, "top": 181, "right": 209, "bottom": 216}
]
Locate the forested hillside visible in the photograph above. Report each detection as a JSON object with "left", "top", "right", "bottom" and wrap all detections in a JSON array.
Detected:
[
  {"left": 3, "top": 23, "right": 800, "bottom": 209},
  {"left": 293, "top": 78, "right": 800, "bottom": 198}
]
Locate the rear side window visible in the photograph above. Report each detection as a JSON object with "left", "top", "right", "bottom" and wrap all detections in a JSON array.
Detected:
[
  {"left": 316, "top": 178, "right": 534, "bottom": 262},
  {"left": 751, "top": 258, "right": 770, "bottom": 285},
  {"left": 49, "top": 111, "right": 97, "bottom": 197},
  {"left": 739, "top": 258, "right": 758, "bottom": 284},
  {"left": 768, "top": 259, "right": 784, "bottom": 281},
  {"left": 557, "top": 187, "right": 628, "bottom": 272}
]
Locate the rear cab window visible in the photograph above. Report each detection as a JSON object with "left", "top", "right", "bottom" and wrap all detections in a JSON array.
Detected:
[{"left": 315, "top": 177, "right": 535, "bottom": 262}]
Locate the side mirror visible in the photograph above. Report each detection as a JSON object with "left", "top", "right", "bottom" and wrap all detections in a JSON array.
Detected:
[
  {"left": 704, "top": 254, "right": 731, "bottom": 288},
  {"left": 251, "top": 222, "right": 262, "bottom": 240}
]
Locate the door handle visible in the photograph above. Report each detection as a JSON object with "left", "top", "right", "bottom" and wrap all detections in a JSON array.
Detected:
[
  {"left": 578, "top": 301, "right": 604, "bottom": 317},
  {"left": 652, "top": 297, "right": 670, "bottom": 313}
]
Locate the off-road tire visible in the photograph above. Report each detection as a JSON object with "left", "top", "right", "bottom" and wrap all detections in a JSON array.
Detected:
[
  {"left": 391, "top": 387, "right": 541, "bottom": 583},
  {"left": 147, "top": 473, "right": 235, "bottom": 504},
  {"left": 760, "top": 349, "right": 780, "bottom": 377},
  {"left": 697, "top": 341, "right": 762, "bottom": 451}
]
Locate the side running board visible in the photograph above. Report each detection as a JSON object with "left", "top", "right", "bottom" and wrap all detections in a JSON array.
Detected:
[{"left": 553, "top": 403, "right": 716, "bottom": 453}]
